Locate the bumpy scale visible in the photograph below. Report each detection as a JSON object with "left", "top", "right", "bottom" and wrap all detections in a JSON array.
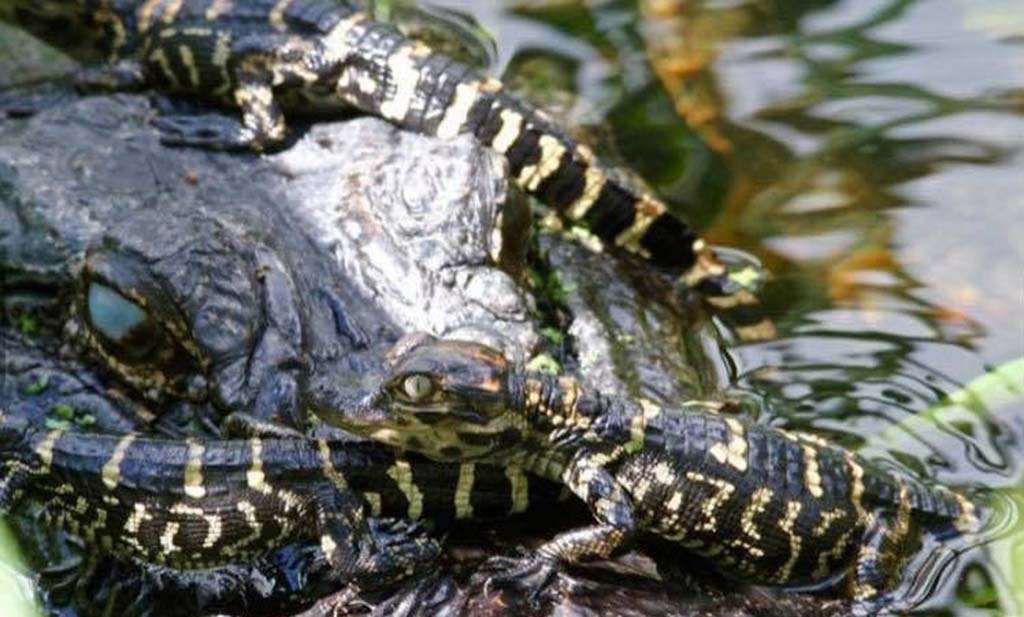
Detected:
[{"left": 0, "top": 410, "right": 556, "bottom": 582}]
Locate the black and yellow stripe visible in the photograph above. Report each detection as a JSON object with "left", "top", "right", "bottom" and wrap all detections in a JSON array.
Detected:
[
  {"left": 0, "top": 416, "right": 559, "bottom": 572},
  {"left": 333, "top": 335, "right": 982, "bottom": 601},
  {"left": 2, "top": 1, "right": 741, "bottom": 295},
  {"left": 327, "top": 11, "right": 732, "bottom": 293}
]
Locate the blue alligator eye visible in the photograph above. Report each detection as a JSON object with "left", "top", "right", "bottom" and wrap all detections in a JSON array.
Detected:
[{"left": 87, "top": 283, "right": 148, "bottom": 343}]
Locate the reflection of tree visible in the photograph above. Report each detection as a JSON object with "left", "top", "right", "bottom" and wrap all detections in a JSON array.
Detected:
[
  {"left": 638, "top": 0, "right": 747, "bottom": 154},
  {"left": 633, "top": 3, "right": 1020, "bottom": 487},
  {"left": 507, "top": 0, "right": 1004, "bottom": 349},
  {"left": 643, "top": 0, "right": 1011, "bottom": 339},
  {"left": 508, "top": 2, "right": 1017, "bottom": 336}
]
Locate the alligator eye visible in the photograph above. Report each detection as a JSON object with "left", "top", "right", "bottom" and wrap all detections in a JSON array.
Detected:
[
  {"left": 86, "top": 282, "right": 158, "bottom": 357},
  {"left": 402, "top": 374, "right": 435, "bottom": 402}
]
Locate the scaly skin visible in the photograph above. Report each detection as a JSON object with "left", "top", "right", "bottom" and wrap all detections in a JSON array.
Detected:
[
  {"left": 0, "top": 0, "right": 753, "bottom": 298},
  {"left": 325, "top": 334, "right": 981, "bottom": 606},
  {"left": 0, "top": 410, "right": 558, "bottom": 581}
]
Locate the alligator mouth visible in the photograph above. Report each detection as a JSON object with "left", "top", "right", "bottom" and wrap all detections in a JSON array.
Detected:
[{"left": 307, "top": 387, "right": 390, "bottom": 429}]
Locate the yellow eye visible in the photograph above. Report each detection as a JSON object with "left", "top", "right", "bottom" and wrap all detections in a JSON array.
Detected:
[{"left": 402, "top": 375, "right": 434, "bottom": 401}]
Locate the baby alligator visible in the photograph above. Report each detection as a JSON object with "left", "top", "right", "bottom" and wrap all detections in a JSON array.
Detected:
[
  {"left": 325, "top": 334, "right": 981, "bottom": 606},
  {"left": 1, "top": 0, "right": 738, "bottom": 297},
  {"left": 0, "top": 410, "right": 556, "bottom": 586}
]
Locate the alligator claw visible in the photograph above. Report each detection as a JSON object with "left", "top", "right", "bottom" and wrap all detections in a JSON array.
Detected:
[
  {"left": 358, "top": 518, "right": 442, "bottom": 588},
  {"left": 476, "top": 551, "right": 565, "bottom": 607},
  {"left": 369, "top": 571, "right": 461, "bottom": 617}
]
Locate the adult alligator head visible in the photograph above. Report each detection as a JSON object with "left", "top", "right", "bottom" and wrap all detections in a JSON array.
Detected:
[{"left": 0, "top": 96, "right": 400, "bottom": 435}]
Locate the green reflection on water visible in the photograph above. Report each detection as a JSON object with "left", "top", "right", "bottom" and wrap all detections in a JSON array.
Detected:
[
  {"left": 863, "top": 358, "right": 1024, "bottom": 454},
  {"left": 0, "top": 519, "right": 40, "bottom": 617}
]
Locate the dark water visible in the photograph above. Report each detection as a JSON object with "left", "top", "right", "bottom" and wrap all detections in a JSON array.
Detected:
[{"left": 427, "top": 0, "right": 1024, "bottom": 613}]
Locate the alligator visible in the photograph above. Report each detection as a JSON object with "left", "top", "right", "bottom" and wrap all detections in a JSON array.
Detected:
[
  {"left": 0, "top": 86, "right": 855, "bottom": 615},
  {"left": 0, "top": 408, "right": 560, "bottom": 590},
  {"left": 328, "top": 334, "right": 982, "bottom": 610},
  {"left": 0, "top": 0, "right": 757, "bottom": 302}
]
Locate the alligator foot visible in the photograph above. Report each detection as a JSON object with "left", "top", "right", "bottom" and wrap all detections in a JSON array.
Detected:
[
  {"left": 476, "top": 550, "right": 568, "bottom": 607},
  {"left": 368, "top": 571, "right": 463, "bottom": 617},
  {"left": 37, "top": 550, "right": 86, "bottom": 606},
  {"left": 152, "top": 112, "right": 258, "bottom": 151},
  {"left": 359, "top": 518, "right": 443, "bottom": 587}
]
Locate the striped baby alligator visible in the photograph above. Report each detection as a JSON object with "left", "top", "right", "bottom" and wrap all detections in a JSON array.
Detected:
[
  {"left": 325, "top": 334, "right": 982, "bottom": 608},
  {"left": 0, "top": 410, "right": 557, "bottom": 590},
  {"left": 0, "top": 0, "right": 743, "bottom": 298}
]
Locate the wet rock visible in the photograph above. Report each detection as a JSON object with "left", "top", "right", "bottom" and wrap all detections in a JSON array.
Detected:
[{"left": 541, "top": 235, "right": 722, "bottom": 405}]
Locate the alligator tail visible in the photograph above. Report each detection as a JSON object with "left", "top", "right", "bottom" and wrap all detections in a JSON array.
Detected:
[
  {"left": 331, "top": 14, "right": 732, "bottom": 295},
  {"left": 863, "top": 467, "right": 980, "bottom": 534}
]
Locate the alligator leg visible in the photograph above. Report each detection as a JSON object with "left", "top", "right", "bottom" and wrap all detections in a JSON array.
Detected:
[
  {"left": 154, "top": 36, "right": 343, "bottom": 152},
  {"left": 363, "top": 518, "right": 444, "bottom": 585},
  {"left": 320, "top": 288, "right": 370, "bottom": 350},
  {"left": 152, "top": 107, "right": 271, "bottom": 151},
  {"left": 313, "top": 485, "right": 441, "bottom": 588},
  {"left": 152, "top": 60, "right": 283, "bottom": 150},
  {"left": 481, "top": 446, "right": 635, "bottom": 603},
  {"left": 848, "top": 502, "right": 915, "bottom": 613}
]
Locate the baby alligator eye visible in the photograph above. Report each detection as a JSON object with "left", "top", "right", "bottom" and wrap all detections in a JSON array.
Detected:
[
  {"left": 402, "top": 374, "right": 435, "bottom": 402},
  {"left": 86, "top": 282, "right": 160, "bottom": 359}
]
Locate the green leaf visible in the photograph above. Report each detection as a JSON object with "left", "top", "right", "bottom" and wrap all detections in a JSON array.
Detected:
[
  {"left": 540, "top": 327, "right": 564, "bottom": 346},
  {"left": 21, "top": 374, "right": 48, "bottom": 396},
  {"left": 16, "top": 315, "right": 39, "bottom": 336},
  {"left": 526, "top": 353, "right": 562, "bottom": 374},
  {"left": 51, "top": 404, "right": 75, "bottom": 421}
]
